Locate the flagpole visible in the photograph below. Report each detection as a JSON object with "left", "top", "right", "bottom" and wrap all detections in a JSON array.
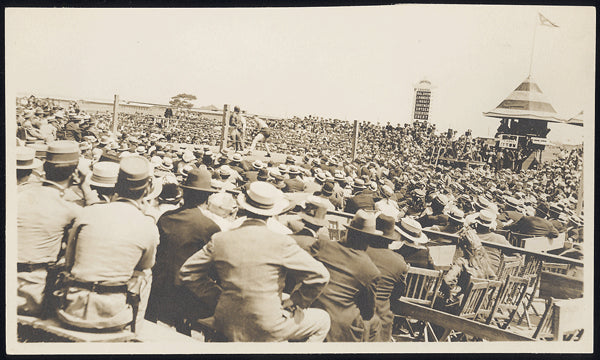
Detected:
[{"left": 528, "top": 17, "right": 538, "bottom": 76}]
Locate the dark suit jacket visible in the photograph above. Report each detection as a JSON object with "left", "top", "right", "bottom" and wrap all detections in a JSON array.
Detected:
[
  {"left": 417, "top": 213, "right": 449, "bottom": 228},
  {"left": 344, "top": 191, "right": 375, "bottom": 214},
  {"left": 310, "top": 239, "right": 380, "bottom": 342},
  {"left": 507, "top": 216, "right": 559, "bottom": 238},
  {"left": 497, "top": 211, "right": 524, "bottom": 227},
  {"left": 147, "top": 206, "right": 221, "bottom": 324},
  {"left": 365, "top": 246, "right": 409, "bottom": 341}
]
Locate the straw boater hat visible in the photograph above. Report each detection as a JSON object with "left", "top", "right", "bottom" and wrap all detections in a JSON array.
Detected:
[
  {"left": 181, "top": 167, "right": 220, "bottom": 193},
  {"left": 299, "top": 195, "right": 329, "bottom": 227},
  {"left": 26, "top": 143, "right": 48, "bottom": 160},
  {"left": 353, "top": 178, "right": 366, "bottom": 190},
  {"left": 16, "top": 146, "right": 43, "bottom": 170},
  {"left": 397, "top": 217, "right": 429, "bottom": 244},
  {"left": 89, "top": 161, "right": 120, "bottom": 188},
  {"left": 287, "top": 165, "right": 300, "bottom": 175},
  {"left": 230, "top": 153, "right": 243, "bottom": 163},
  {"left": 237, "top": 181, "right": 290, "bottom": 216},
  {"left": 117, "top": 156, "right": 152, "bottom": 191},
  {"left": 345, "top": 209, "right": 383, "bottom": 236},
  {"left": 447, "top": 206, "right": 465, "bottom": 223},
  {"left": 46, "top": 140, "right": 80, "bottom": 166},
  {"left": 432, "top": 194, "right": 449, "bottom": 208},
  {"left": 252, "top": 160, "right": 266, "bottom": 170},
  {"left": 321, "top": 182, "right": 335, "bottom": 196},
  {"left": 315, "top": 172, "right": 327, "bottom": 183},
  {"left": 475, "top": 209, "right": 496, "bottom": 228}
]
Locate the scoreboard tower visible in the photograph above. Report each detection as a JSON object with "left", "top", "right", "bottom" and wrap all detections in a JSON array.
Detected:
[{"left": 411, "top": 79, "right": 433, "bottom": 122}]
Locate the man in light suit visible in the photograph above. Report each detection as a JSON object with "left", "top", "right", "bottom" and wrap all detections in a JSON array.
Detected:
[{"left": 180, "top": 181, "right": 331, "bottom": 342}]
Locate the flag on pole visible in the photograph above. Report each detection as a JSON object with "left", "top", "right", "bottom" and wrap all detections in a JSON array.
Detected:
[{"left": 538, "top": 12, "right": 559, "bottom": 27}]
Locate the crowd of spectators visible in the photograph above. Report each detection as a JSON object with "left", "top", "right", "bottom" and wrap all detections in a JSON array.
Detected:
[{"left": 15, "top": 95, "right": 584, "bottom": 343}]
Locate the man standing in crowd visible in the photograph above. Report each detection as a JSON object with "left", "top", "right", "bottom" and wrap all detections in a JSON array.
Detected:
[
  {"left": 229, "top": 106, "right": 244, "bottom": 152},
  {"left": 179, "top": 182, "right": 331, "bottom": 342},
  {"left": 146, "top": 167, "right": 222, "bottom": 333},
  {"left": 17, "top": 141, "right": 82, "bottom": 316},
  {"left": 57, "top": 156, "right": 159, "bottom": 332}
]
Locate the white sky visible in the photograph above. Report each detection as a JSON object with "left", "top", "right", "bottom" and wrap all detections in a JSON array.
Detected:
[{"left": 5, "top": 5, "right": 595, "bottom": 144}]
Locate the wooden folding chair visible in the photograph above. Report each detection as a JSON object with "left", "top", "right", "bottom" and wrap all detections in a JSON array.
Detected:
[
  {"left": 328, "top": 220, "right": 342, "bottom": 241},
  {"left": 516, "top": 254, "right": 543, "bottom": 327},
  {"left": 532, "top": 297, "right": 584, "bottom": 341},
  {"left": 496, "top": 254, "right": 522, "bottom": 283},
  {"left": 486, "top": 275, "right": 529, "bottom": 330},
  {"left": 439, "top": 278, "right": 489, "bottom": 341},
  {"left": 394, "top": 266, "right": 444, "bottom": 342},
  {"left": 473, "top": 279, "right": 502, "bottom": 322}
]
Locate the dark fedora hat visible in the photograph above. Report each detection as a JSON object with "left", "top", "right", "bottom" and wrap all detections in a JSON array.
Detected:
[{"left": 181, "top": 167, "right": 219, "bottom": 193}]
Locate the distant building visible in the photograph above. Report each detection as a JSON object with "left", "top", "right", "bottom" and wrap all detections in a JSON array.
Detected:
[{"left": 411, "top": 79, "right": 433, "bottom": 122}]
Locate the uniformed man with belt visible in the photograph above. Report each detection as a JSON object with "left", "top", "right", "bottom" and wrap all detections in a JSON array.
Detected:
[
  {"left": 17, "top": 141, "right": 82, "bottom": 317},
  {"left": 56, "top": 156, "right": 159, "bottom": 333}
]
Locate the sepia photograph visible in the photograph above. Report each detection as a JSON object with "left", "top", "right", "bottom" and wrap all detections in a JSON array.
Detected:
[{"left": 5, "top": 4, "right": 594, "bottom": 354}]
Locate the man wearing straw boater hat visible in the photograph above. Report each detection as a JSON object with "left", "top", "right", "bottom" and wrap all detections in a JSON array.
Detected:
[
  {"left": 57, "top": 156, "right": 158, "bottom": 333},
  {"left": 146, "top": 166, "right": 223, "bottom": 332},
  {"left": 16, "top": 146, "right": 43, "bottom": 185},
  {"left": 473, "top": 209, "right": 510, "bottom": 274},
  {"left": 180, "top": 181, "right": 331, "bottom": 342},
  {"left": 307, "top": 209, "right": 380, "bottom": 342},
  {"left": 16, "top": 141, "right": 84, "bottom": 317},
  {"left": 360, "top": 211, "right": 410, "bottom": 342},
  {"left": 83, "top": 161, "right": 120, "bottom": 204}
]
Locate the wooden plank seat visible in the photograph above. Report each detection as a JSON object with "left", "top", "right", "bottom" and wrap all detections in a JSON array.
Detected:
[
  {"left": 391, "top": 299, "right": 535, "bottom": 342},
  {"left": 17, "top": 315, "right": 198, "bottom": 343},
  {"left": 17, "top": 315, "right": 135, "bottom": 342}
]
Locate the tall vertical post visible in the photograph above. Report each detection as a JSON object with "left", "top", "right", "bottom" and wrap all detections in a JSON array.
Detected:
[
  {"left": 576, "top": 165, "right": 583, "bottom": 216},
  {"left": 220, "top": 104, "right": 230, "bottom": 151},
  {"left": 111, "top": 94, "right": 119, "bottom": 135},
  {"left": 351, "top": 119, "right": 359, "bottom": 160}
]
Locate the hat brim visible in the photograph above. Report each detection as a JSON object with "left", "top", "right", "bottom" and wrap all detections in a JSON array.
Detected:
[
  {"left": 344, "top": 224, "right": 384, "bottom": 237},
  {"left": 17, "top": 158, "right": 43, "bottom": 170},
  {"left": 89, "top": 180, "right": 117, "bottom": 188},
  {"left": 237, "top": 192, "right": 290, "bottom": 216},
  {"left": 475, "top": 219, "right": 493, "bottom": 227},
  {"left": 180, "top": 184, "right": 220, "bottom": 193},
  {"left": 378, "top": 226, "right": 402, "bottom": 242},
  {"left": 299, "top": 213, "right": 329, "bottom": 228},
  {"left": 398, "top": 227, "right": 429, "bottom": 244},
  {"left": 448, "top": 215, "right": 465, "bottom": 223}
]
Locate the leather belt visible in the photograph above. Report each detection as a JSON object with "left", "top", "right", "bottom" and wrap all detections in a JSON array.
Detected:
[
  {"left": 69, "top": 280, "right": 128, "bottom": 294},
  {"left": 17, "top": 262, "right": 51, "bottom": 272}
]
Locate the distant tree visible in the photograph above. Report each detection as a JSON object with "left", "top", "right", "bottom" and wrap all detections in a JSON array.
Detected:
[
  {"left": 164, "top": 107, "right": 173, "bottom": 118},
  {"left": 169, "top": 93, "right": 197, "bottom": 110}
]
